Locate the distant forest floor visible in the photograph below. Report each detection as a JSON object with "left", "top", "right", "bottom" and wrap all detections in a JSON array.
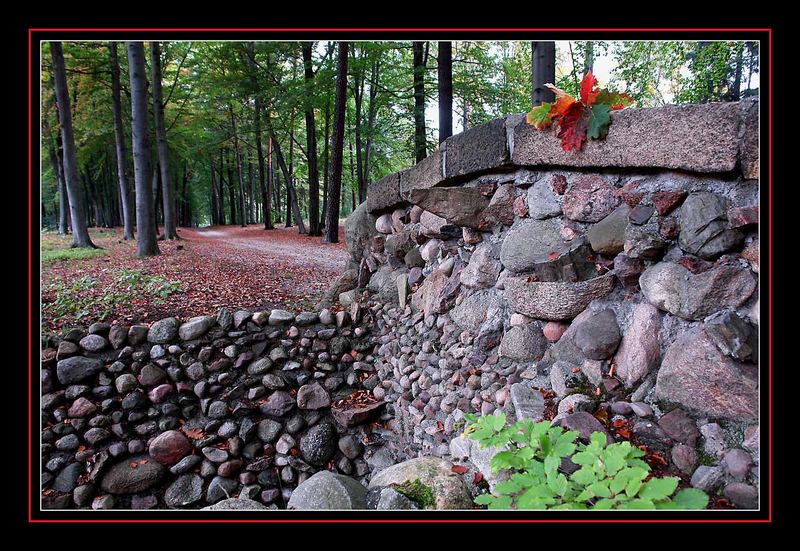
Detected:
[{"left": 40, "top": 224, "right": 348, "bottom": 334}]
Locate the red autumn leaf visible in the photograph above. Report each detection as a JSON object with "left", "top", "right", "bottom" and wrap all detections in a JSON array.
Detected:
[
  {"left": 616, "top": 428, "right": 631, "bottom": 439},
  {"left": 451, "top": 465, "right": 469, "bottom": 475},
  {"left": 556, "top": 102, "right": 590, "bottom": 152},
  {"left": 138, "top": 459, "right": 148, "bottom": 464},
  {"left": 580, "top": 70, "right": 600, "bottom": 105},
  {"left": 548, "top": 251, "right": 560, "bottom": 261},
  {"left": 473, "top": 472, "right": 484, "bottom": 484},
  {"left": 130, "top": 462, "right": 138, "bottom": 469}
]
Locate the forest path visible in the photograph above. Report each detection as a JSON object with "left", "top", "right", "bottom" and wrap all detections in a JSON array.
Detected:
[{"left": 41, "top": 224, "right": 348, "bottom": 333}]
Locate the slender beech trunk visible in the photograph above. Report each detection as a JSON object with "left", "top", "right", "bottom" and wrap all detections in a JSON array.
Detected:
[
  {"left": 531, "top": 42, "right": 556, "bottom": 106},
  {"left": 269, "top": 136, "right": 278, "bottom": 225},
  {"left": 438, "top": 41, "right": 453, "bottom": 144},
  {"left": 583, "top": 41, "right": 594, "bottom": 74},
  {"left": 302, "top": 42, "right": 321, "bottom": 235},
  {"left": 125, "top": 41, "right": 159, "bottom": 256},
  {"left": 109, "top": 42, "right": 134, "bottom": 240},
  {"left": 55, "top": 131, "right": 71, "bottom": 232},
  {"left": 352, "top": 47, "right": 366, "bottom": 203},
  {"left": 43, "top": 119, "right": 69, "bottom": 235},
  {"left": 246, "top": 42, "right": 272, "bottom": 229},
  {"left": 363, "top": 57, "right": 380, "bottom": 193},
  {"left": 324, "top": 41, "right": 348, "bottom": 244},
  {"left": 285, "top": 122, "right": 294, "bottom": 228},
  {"left": 217, "top": 150, "right": 226, "bottom": 224},
  {"left": 412, "top": 41, "right": 427, "bottom": 163},
  {"left": 149, "top": 42, "right": 177, "bottom": 238},
  {"left": 321, "top": 95, "right": 331, "bottom": 233},
  {"left": 210, "top": 159, "right": 219, "bottom": 225},
  {"left": 50, "top": 42, "right": 95, "bottom": 248},
  {"left": 228, "top": 105, "right": 247, "bottom": 227},
  {"left": 226, "top": 150, "right": 237, "bottom": 225},
  {"left": 247, "top": 158, "right": 254, "bottom": 224},
  {"left": 271, "top": 135, "right": 306, "bottom": 234}
]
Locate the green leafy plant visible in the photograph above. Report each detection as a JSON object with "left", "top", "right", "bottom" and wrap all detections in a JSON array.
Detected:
[
  {"left": 463, "top": 411, "right": 708, "bottom": 510},
  {"left": 527, "top": 71, "right": 633, "bottom": 152}
]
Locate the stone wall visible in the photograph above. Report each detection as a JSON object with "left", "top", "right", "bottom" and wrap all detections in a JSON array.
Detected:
[{"left": 344, "top": 99, "right": 761, "bottom": 509}]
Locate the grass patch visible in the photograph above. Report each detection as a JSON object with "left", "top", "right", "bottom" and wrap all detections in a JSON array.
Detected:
[
  {"left": 42, "top": 268, "right": 182, "bottom": 324},
  {"left": 41, "top": 247, "right": 106, "bottom": 264}
]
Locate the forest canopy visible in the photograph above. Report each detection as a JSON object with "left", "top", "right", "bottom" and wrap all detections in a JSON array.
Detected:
[{"left": 40, "top": 40, "right": 759, "bottom": 232}]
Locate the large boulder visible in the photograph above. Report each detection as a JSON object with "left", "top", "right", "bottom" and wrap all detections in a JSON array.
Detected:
[
  {"left": 655, "top": 327, "right": 758, "bottom": 421},
  {"left": 504, "top": 273, "right": 616, "bottom": 321},
  {"left": 368, "top": 457, "right": 472, "bottom": 509},
  {"left": 613, "top": 302, "right": 662, "bottom": 387},
  {"left": 56, "top": 356, "right": 102, "bottom": 385},
  {"left": 460, "top": 243, "right": 502, "bottom": 289},
  {"left": 640, "top": 262, "right": 756, "bottom": 320},
  {"left": 572, "top": 309, "right": 621, "bottom": 360},
  {"left": 288, "top": 471, "right": 368, "bottom": 509},
  {"left": 499, "top": 324, "right": 547, "bottom": 362},
  {"left": 500, "top": 219, "right": 598, "bottom": 280},
  {"left": 562, "top": 175, "right": 620, "bottom": 222},
  {"left": 408, "top": 187, "right": 490, "bottom": 229},
  {"left": 147, "top": 317, "right": 179, "bottom": 343},
  {"left": 451, "top": 289, "right": 504, "bottom": 332},
  {"left": 526, "top": 177, "right": 562, "bottom": 220},
  {"left": 178, "top": 316, "right": 216, "bottom": 341},
  {"left": 100, "top": 455, "right": 165, "bottom": 495},
  {"left": 679, "top": 192, "right": 744, "bottom": 259},
  {"left": 587, "top": 204, "right": 631, "bottom": 256}
]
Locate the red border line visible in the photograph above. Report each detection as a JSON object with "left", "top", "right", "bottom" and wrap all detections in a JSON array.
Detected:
[{"left": 29, "top": 27, "right": 771, "bottom": 524}]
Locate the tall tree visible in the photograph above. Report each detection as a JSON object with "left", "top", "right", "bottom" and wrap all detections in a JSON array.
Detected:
[
  {"left": 531, "top": 41, "right": 556, "bottom": 106},
  {"left": 324, "top": 41, "right": 348, "bottom": 243},
  {"left": 438, "top": 41, "right": 453, "bottom": 143},
  {"left": 149, "top": 41, "right": 178, "bottom": 239},
  {"left": 42, "top": 118, "right": 69, "bottom": 235},
  {"left": 126, "top": 41, "right": 159, "bottom": 256},
  {"left": 302, "top": 42, "right": 321, "bottom": 235},
  {"left": 49, "top": 42, "right": 96, "bottom": 249},
  {"left": 244, "top": 42, "right": 273, "bottom": 230},
  {"left": 412, "top": 41, "right": 428, "bottom": 162},
  {"left": 109, "top": 42, "right": 134, "bottom": 240},
  {"left": 228, "top": 105, "right": 247, "bottom": 227}
]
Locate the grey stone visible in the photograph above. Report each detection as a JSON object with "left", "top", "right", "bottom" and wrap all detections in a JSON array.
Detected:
[
  {"left": 178, "top": 316, "right": 216, "bottom": 340},
  {"left": 206, "top": 476, "right": 240, "bottom": 504},
  {"left": 558, "top": 412, "right": 612, "bottom": 445},
  {"left": 679, "top": 192, "right": 744, "bottom": 260},
  {"left": 408, "top": 187, "right": 490, "bottom": 229},
  {"left": 79, "top": 334, "right": 108, "bottom": 352},
  {"left": 299, "top": 422, "right": 337, "bottom": 466},
  {"left": 658, "top": 409, "right": 700, "bottom": 446},
  {"left": 500, "top": 219, "right": 597, "bottom": 280},
  {"left": 56, "top": 356, "right": 103, "bottom": 385},
  {"left": 723, "top": 449, "right": 754, "bottom": 481},
  {"left": 587, "top": 204, "right": 631, "bottom": 256},
  {"left": 366, "top": 172, "right": 403, "bottom": 214},
  {"left": 562, "top": 174, "right": 620, "bottom": 223},
  {"left": 705, "top": 310, "right": 757, "bottom": 362},
  {"left": 165, "top": 474, "right": 203, "bottom": 508},
  {"left": 573, "top": 309, "right": 621, "bottom": 360},
  {"left": 443, "top": 117, "right": 509, "bottom": 178},
  {"left": 510, "top": 383, "right": 545, "bottom": 421},
  {"left": 739, "top": 98, "right": 759, "bottom": 179},
  {"left": 268, "top": 310, "right": 295, "bottom": 325},
  {"left": 203, "top": 497, "right": 271, "bottom": 510},
  {"left": 656, "top": 327, "right": 758, "bottom": 421},
  {"left": 147, "top": 317, "right": 179, "bottom": 343},
  {"left": 508, "top": 101, "right": 743, "bottom": 174},
  {"left": 345, "top": 202, "right": 379, "bottom": 262},
  {"left": 499, "top": 324, "right": 547, "bottom": 362},
  {"left": 624, "top": 226, "right": 668, "bottom": 260},
  {"left": 671, "top": 444, "right": 698, "bottom": 475},
  {"left": 377, "top": 487, "right": 421, "bottom": 509},
  {"left": 296, "top": 383, "right": 331, "bottom": 410},
  {"left": 369, "top": 456, "right": 472, "bottom": 509},
  {"left": 526, "top": 177, "right": 562, "bottom": 219},
  {"left": 100, "top": 455, "right": 165, "bottom": 495},
  {"left": 613, "top": 302, "right": 661, "bottom": 387},
  {"left": 690, "top": 465, "right": 725, "bottom": 493},
  {"left": 504, "top": 272, "right": 616, "bottom": 320},
  {"left": 460, "top": 243, "right": 502, "bottom": 289},
  {"left": 640, "top": 262, "right": 756, "bottom": 321},
  {"left": 288, "top": 471, "right": 368, "bottom": 509},
  {"left": 217, "top": 308, "right": 233, "bottom": 331},
  {"left": 375, "top": 213, "right": 394, "bottom": 234},
  {"left": 723, "top": 482, "right": 758, "bottom": 509},
  {"left": 450, "top": 289, "right": 503, "bottom": 332},
  {"left": 53, "top": 462, "right": 84, "bottom": 493},
  {"left": 399, "top": 149, "right": 444, "bottom": 199}
]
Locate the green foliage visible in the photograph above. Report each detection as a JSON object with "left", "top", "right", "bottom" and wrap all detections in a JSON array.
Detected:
[
  {"left": 41, "top": 247, "right": 106, "bottom": 264},
  {"left": 463, "top": 412, "right": 709, "bottom": 510}
]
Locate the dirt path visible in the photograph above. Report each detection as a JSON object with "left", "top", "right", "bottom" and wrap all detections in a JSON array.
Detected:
[{"left": 41, "top": 224, "right": 349, "bottom": 332}]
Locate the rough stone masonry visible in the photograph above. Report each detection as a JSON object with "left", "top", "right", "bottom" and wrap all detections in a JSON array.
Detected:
[{"left": 40, "top": 99, "right": 761, "bottom": 510}]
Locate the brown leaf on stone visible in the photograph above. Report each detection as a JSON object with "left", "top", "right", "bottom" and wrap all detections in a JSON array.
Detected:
[{"left": 451, "top": 465, "right": 469, "bottom": 475}]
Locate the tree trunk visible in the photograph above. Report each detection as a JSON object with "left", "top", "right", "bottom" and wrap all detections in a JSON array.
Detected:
[
  {"left": 247, "top": 157, "right": 254, "bottom": 224},
  {"left": 50, "top": 42, "right": 96, "bottom": 248},
  {"left": 437, "top": 41, "right": 453, "bottom": 143},
  {"left": 109, "top": 42, "right": 135, "bottom": 240},
  {"left": 210, "top": 159, "right": 219, "bottom": 225},
  {"left": 43, "top": 119, "right": 69, "bottom": 235},
  {"left": 352, "top": 47, "right": 366, "bottom": 204},
  {"left": 583, "top": 41, "right": 594, "bottom": 74},
  {"left": 324, "top": 41, "right": 348, "bottom": 244},
  {"left": 531, "top": 41, "right": 556, "bottom": 106},
  {"left": 226, "top": 150, "right": 237, "bottom": 225},
  {"left": 54, "top": 131, "right": 71, "bottom": 233},
  {"left": 363, "top": 57, "right": 380, "bottom": 200},
  {"left": 271, "top": 135, "right": 306, "bottom": 234},
  {"left": 302, "top": 42, "right": 321, "bottom": 236},
  {"left": 125, "top": 42, "right": 159, "bottom": 256},
  {"left": 286, "top": 122, "right": 294, "bottom": 228},
  {"left": 412, "top": 41, "right": 427, "bottom": 163},
  {"left": 228, "top": 104, "right": 247, "bottom": 227},
  {"left": 246, "top": 43, "right": 273, "bottom": 230},
  {"left": 321, "top": 94, "right": 331, "bottom": 234},
  {"left": 149, "top": 42, "right": 177, "bottom": 239}
]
